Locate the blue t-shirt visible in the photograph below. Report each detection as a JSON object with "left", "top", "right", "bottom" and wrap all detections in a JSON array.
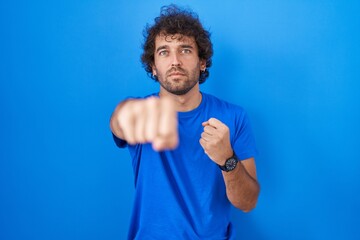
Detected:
[{"left": 113, "top": 92, "right": 257, "bottom": 240}]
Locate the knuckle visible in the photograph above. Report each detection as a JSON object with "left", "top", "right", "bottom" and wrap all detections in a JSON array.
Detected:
[
  {"left": 118, "top": 113, "right": 131, "bottom": 127},
  {"left": 132, "top": 102, "right": 144, "bottom": 114},
  {"left": 146, "top": 97, "right": 159, "bottom": 108}
]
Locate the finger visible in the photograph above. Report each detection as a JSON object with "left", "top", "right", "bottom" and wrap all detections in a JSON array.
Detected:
[
  {"left": 202, "top": 121, "right": 209, "bottom": 127},
  {"left": 158, "top": 97, "right": 178, "bottom": 137},
  {"left": 155, "top": 97, "right": 178, "bottom": 150},
  {"left": 203, "top": 125, "right": 217, "bottom": 135},
  {"left": 207, "top": 117, "right": 224, "bottom": 128},
  {"left": 153, "top": 133, "right": 178, "bottom": 150},
  {"left": 119, "top": 105, "right": 136, "bottom": 144},
  {"left": 144, "top": 97, "right": 159, "bottom": 142},
  {"left": 133, "top": 101, "right": 146, "bottom": 143},
  {"left": 199, "top": 139, "right": 210, "bottom": 156},
  {"left": 152, "top": 138, "right": 164, "bottom": 151},
  {"left": 201, "top": 131, "right": 212, "bottom": 142},
  {"left": 199, "top": 138, "right": 207, "bottom": 150},
  {"left": 152, "top": 137, "right": 175, "bottom": 151}
]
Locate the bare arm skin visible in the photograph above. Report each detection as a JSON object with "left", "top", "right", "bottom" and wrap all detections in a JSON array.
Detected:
[
  {"left": 110, "top": 97, "right": 178, "bottom": 151},
  {"left": 199, "top": 118, "right": 260, "bottom": 212},
  {"left": 222, "top": 157, "right": 260, "bottom": 212}
]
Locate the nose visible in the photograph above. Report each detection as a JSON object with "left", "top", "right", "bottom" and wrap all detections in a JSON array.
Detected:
[{"left": 171, "top": 52, "right": 181, "bottom": 67}]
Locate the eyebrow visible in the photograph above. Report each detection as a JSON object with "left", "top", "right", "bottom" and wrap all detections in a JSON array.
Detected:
[
  {"left": 179, "top": 44, "right": 194, "bottom": 49},
  {"left": 155, "top": 44, "right": 195, "bottom": 53},
  {"left": 156, "top": 45, "right": 168, "bottom": 53}
]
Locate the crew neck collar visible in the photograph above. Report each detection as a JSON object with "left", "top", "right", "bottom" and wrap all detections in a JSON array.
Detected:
[{"left": 177, "top": 92, "right": 206, "bottom": 118}]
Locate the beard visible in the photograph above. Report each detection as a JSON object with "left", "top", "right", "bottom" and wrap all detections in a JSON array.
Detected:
[{"left": 156, "top": 65, "right": 200, "bottom": 96}]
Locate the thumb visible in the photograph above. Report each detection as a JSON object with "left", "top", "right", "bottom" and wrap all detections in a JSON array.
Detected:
[{"left": 202, "top": 121, "right": 209, "bottom": 127}]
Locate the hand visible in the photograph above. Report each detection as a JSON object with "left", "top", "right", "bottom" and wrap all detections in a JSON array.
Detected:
[
  {"left": 115, "top": 96, "right": 178, "bottom": 151},
  {"left": 199, "top": 118, "right": 233, "bottom": 165}
]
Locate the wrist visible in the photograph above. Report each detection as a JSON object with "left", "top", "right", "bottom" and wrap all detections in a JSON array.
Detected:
[
  {"left": 218, "top": 152, "right": 238, "bottom": 172},
  {"left": 219, "top": 149, "right": 234, "bottom": 165}
]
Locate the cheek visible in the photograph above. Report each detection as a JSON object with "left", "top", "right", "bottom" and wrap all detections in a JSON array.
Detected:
[{"left": 153, "top": 60, "right": 166, "bottom": 74}]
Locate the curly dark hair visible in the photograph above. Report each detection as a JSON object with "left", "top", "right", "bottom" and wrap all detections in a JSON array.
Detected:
[{"left": 141, "top": 5, "right": 213, "bottom": 84}]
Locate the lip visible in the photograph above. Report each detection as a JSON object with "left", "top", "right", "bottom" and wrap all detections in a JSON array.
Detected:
[{"left": 169, "top": 72, "right": 185, "bottom": 76}]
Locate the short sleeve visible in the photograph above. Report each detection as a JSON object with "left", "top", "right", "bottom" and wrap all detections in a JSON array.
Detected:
[
  {"left": 112, "top": 133, "right": 128, "bottom": 148},
  {"left": 233, "top": 111, "right": 258, "bottom": 160}
]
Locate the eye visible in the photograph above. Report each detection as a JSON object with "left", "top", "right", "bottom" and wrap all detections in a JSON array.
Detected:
[
  {"left": 182, "top": 49, "right": 191, "bottom": 54},
  {"left": 159, "top": 50, "right": 168, "bottom": 56}
]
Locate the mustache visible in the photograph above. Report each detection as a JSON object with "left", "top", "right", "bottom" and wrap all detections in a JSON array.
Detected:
[{"left": 166, "top": 67, "right": 187, "bottom": 75}]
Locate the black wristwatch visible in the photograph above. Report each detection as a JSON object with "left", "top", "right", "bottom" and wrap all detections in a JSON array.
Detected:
[{"left": 218, "top": 153, "right": 238, "bottom": 172}]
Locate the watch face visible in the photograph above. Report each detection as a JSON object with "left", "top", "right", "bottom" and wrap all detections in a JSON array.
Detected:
[{"left": 225, "top": 157, "right": 237, "bottom": 171}]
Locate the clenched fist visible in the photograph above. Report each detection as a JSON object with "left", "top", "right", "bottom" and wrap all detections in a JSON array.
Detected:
[
  {"left": 199, "top": 118, "right": 233, "bottom": 165},
  {"left": 110, "top": 96, "right": 178, "bottom": 151}
]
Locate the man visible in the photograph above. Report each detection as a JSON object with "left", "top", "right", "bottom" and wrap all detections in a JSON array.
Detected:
[{"left": 110, "top": 5, "right": 260, "bottom": 239}]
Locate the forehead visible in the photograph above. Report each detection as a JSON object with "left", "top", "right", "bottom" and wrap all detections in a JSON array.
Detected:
[{"left": 155, "top": 33, "right": 197, "bottom": 48}]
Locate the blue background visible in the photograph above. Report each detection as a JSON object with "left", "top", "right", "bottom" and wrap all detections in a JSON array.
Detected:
[{"left": 1, "top": 0, "right": 359, "bottom": 239}]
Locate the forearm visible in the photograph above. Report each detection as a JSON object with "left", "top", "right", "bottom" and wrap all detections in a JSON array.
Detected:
[{"left": 222, "top": 161, "right": 260, "bottom": 212}]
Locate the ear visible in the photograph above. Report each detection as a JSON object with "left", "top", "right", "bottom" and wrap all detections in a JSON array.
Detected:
[
  {"left": 200, "top": 59, "right": 206, "bottom": 71},
  {"left": 152, "top": 65, "right": 157, "bottom": 76}
]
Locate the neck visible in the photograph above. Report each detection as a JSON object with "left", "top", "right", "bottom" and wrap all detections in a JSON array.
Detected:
[{"left": 159, "top": 84, "right": 202, "bottom": 112}]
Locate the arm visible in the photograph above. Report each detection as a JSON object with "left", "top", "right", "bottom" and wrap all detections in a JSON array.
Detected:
[
  {"left": 110, "top": 97, "right": 178, "bottom": 150},
  {"left": 199, "top": 118, "right": 260, "bottom": 212},
  {"left": 222, "top": 157, "right": 260, "bottom": 212}
]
